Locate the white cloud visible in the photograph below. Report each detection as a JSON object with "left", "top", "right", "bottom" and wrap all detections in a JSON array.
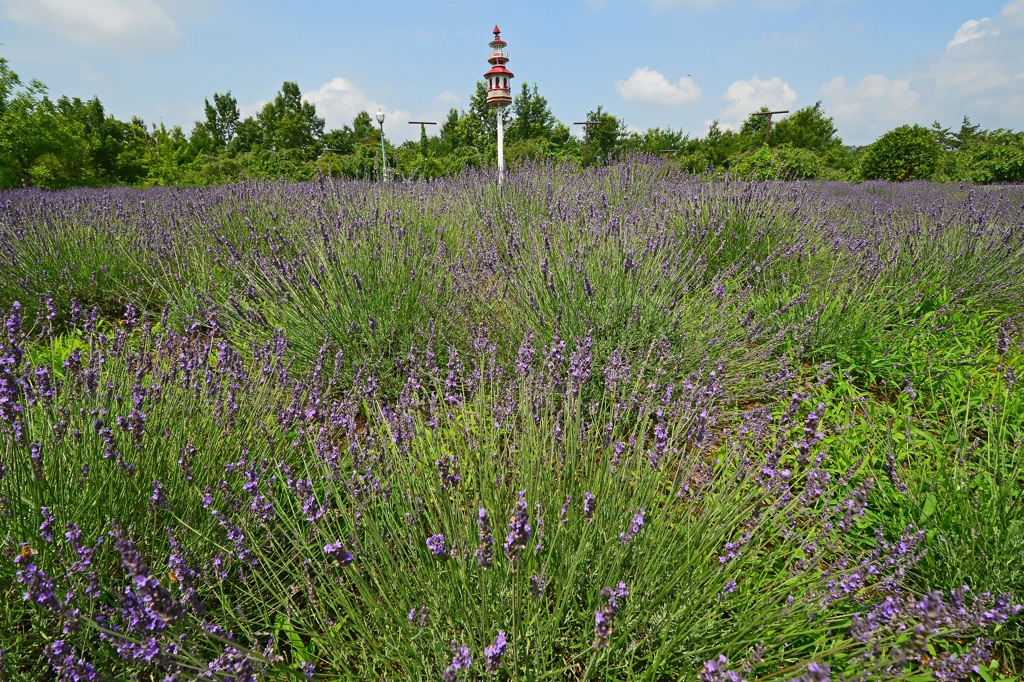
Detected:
[
  {"left": 0, "top": 0, "right": 182, "bottom": 51},
  {"left": 819, "top": 74, "right": 919, "bottom": 140},
  {"left": 616, "top": 67, "right": 702, "bottom": 106},
  {"left": 435, "top": 91, "right": 462, "bottom": 107},
  {"left": 301, "top": 77, "right": 416, "bottom": 141},
  {"left": 947, "top": 18, "right": 997, "bottom": 50},
  {"left": 820, "top": 0, "right": 1024, "bottom": 143},
  {"left": 720, "top": 75, "right": 797, "bottom": 127}
]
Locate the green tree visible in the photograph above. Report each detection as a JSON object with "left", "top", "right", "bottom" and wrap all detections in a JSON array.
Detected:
[
  {"left": 739, "top": 106, "right": 771, "bottom": 144},
  {"left": 962, "top": 129, "right": 1024, "bottom": 183},
  {"left": 858, "top": 124, "right": 942, "bottom": 181},
  {"left": 770, "top": 102, "right": 841, "bottom": 152},
  {"left": 256, "top": 81, "right": 325, "bottom": 156},
  {"left": 199, "top": 91, "right": 240, "bottom": 151},
  {"left": 0, "top": 64, "right": 94, "bottom": 188},
  {"left": 229, "top": 116, "right": 262, "bottom": 155},
  {"left": 620, "top": 126, "right": 690, "bottom": 156},
  {"left": 700, "top": 120, "right": 746, "bottom": 170},
  {"left": 733, "top": 143, "right": 825, "bottom": 180},
  {"left": 507, "top": 83, "right": 556, "bottom": 144},
  {"left": 584, "top": 106, "right": 625, "bottom": 164}
]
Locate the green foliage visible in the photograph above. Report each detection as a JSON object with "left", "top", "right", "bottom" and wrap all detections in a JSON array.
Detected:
[
  {"left": 770, "top": 102, "right": 842, "bottom": 152},
  {"left": 255, "top": 81, "right": 325, "bottom": 156},
  {"left": 507, "top": 82, "right": 557, "bottom": 144},
  {"left": 733, "top": 144, "right": 825, "bottom": 180},
  {"left": 0, "top": 58, "right": 1022, "bottom": 189},
  {"left": 583, "top": 106, "right": 626, "bottom": 164},
  {"left": 858, "top": 124, "right": 943, "bottom": 181}
]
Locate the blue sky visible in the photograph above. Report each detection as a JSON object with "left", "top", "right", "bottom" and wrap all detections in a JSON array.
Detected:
[{"left": 1, "top": 0, "right": 1021, "bottom": 145}]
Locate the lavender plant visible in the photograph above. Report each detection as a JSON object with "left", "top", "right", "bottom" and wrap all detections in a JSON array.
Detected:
[{"left": 2, "top": 163, "right": 1023, "bottom": 679}]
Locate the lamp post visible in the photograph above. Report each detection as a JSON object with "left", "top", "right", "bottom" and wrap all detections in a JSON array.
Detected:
[
  {"left": 376, "top": 108, "right": 388, "bottom": 182},
  {"left": 484, "top": 25, "right": 513, "bottom": 185}
]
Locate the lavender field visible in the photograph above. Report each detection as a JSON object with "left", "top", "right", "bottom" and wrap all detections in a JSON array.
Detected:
[{"left": 1, "top": 161, "right": 1023, "bottom": 680}]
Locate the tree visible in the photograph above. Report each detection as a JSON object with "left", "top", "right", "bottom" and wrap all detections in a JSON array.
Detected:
[
  {"left": 256, "top": 81, "right": 324, "bottom": 155},
  {"left": 0, "top": 65, "right": 94, "bottom": 189},
  {"left": 954, "top": 116, "right": 982, "bottom": 150},
  {"left": 584, "top": 106, "right": 626, "bottom": 163},
  {"left": 468, "top": 80, "right": 507, "bottom": 148},
  {"left": 733, "top": 143, "right": 825, "bottom": 180},
  {"left": 620, "top": 126, "right": 690, "bottom": 156},
  {"left": 700, "top": 120, "right": 746, "bottom": 170},
  {"left": 507, "top": 83, "right": 556, "bottom": 144},
  {"left": 858, "top": 124, "right": 942, "bottom": 181},
  {"left": 961, "top": 128, "right": 1024, "bottom": 183},
  {"left": 201, "top": 91, "right": 240, "bottom": 151},
  {"left": 770, "top": 102, "right": 841, "bottom": 152},
  {"left": 739, "top": 107, "right": 771, "bottom": 143}
]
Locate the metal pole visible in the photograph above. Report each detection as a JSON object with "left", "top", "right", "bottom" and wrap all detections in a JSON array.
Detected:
[
  {"left": 497, "top": 106, "right": 505, "bottom": 185},
  {"left": 379, "top": 121, "right": 388, "bottom": 182}
]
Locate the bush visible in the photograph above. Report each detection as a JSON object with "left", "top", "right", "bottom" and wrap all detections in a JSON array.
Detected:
[{"left": 858, "top": 124, "right": 942, "bottom": 181}]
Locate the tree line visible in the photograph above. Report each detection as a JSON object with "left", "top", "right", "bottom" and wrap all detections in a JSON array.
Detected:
[{"left": 1, "top": 57, "right": 1022, "bottom": 189}]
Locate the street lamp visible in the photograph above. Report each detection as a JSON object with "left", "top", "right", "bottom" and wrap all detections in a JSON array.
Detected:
[{"left": 376, "top": 108, "right": 388, "bottom": 183}]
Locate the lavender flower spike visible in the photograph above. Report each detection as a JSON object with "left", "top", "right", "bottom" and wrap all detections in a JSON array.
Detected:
[
  {"left": 484, "top": 631, "right": 507, "bottom": 673},
  {"left": 324, "top": 542, "right": 354, "bottom": 566},
  {"left": 427, "top": 534, "right": 447, "bottom": 558},
  {"left": 619, "top": 509, "right": 645, "bottom": 546},
  {"left": 504, "top": 491, "right": 532, "bottom": 566},
  {"left": 593, "top": 582, "right": 629, "bottom": 649},
  {"left": 442, "top": 643, "right": 472, "bottom": 682},
  {"left": 476, "top": 507, "right": 494, "bottom": 568}
]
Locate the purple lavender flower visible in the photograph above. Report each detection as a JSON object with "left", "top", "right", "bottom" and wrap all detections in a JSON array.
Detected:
[
  {"left": 504, "top": 491, "right": 531, "bottom": 566},
  {"left": 150, "top": 480, "right": 170, "bottom": 510},
  {"left": 475, "top": 507, "right": 494, "bottom": 568},
  {"left": 801, "top": 470, "right": 830, "bottom": 504},
  {"left": 39, "top": 506, "right": 55, "bottom": 543},
  {"left": 484, "top": 630, "right": 507, "bottom": 673},
  {"left": 112, "top": 532, "right": 184, "bottom": 625},
  {"left": 437, "top": 455, "right": 461, "bottom": 490},
  {"left": 45, "top": 640, "right": 97, "bottom": 681},
  {"left": 789, "top": 662, "right": 830, "bottom": 682},
  {"left": 427, "top": 534, "right": 447, "bottom": 558},
  {"left": 16, "top": 561, "right": 61, "bottom": 613},
  {"left": 29, "top": 442, "right": 43, "bottom": 478},
  {"left": 324, "top": 542, "right": 354, "bottom": 566},
  {"left": 583, "top": 492, "right": 595, "bottom": 525},
  {"left": 593, "top": 582, "right": 629, "bottom": 649},
  {"left": 619, "top": 509, "right": 645, "bottom": 546},
  {"left": 719, "top": 531, "right": 752, "bottom": 565},
  {"left": 407, "top": 606, "right": 429, "bottom": 627},
  {"left": 559, "top": 495, "right": 571, "bottom": 526},
  {"left": 699, "top": 655, "right": 746, "bottom": 682},
  {"left": 442, "top": 643, "right": 472, "bottom": 682},
  {"left": 529, "top": 573, "right": 547, "bottom": 599}
]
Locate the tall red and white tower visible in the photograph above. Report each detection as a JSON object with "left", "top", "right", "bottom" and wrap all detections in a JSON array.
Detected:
[{"left": 484, "top": 25, "right": 514, "bottom": 183}]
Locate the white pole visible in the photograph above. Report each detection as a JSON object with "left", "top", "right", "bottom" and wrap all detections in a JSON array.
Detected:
[
  {"left": 379, "top": 122, "right": 388, "bottom": 183},
  {"left": 497, "top": 105, "right": 505, "bottom": 185}
]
